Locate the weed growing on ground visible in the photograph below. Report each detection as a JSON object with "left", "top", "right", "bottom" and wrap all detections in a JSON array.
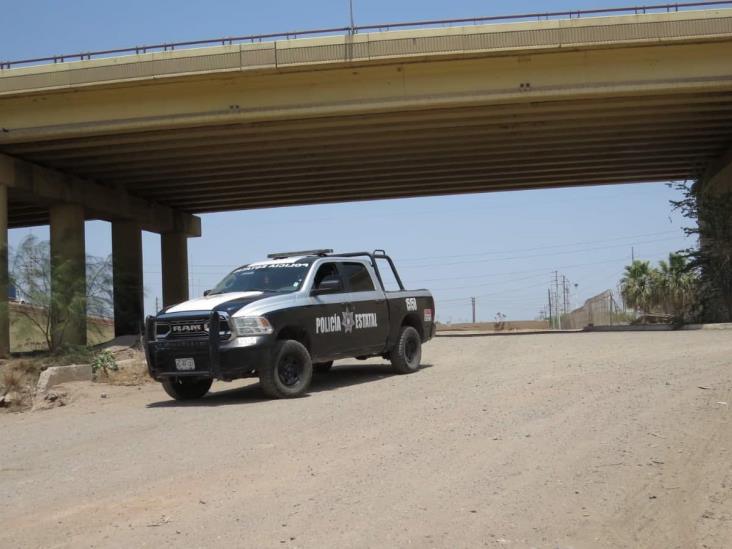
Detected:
[{"left": 91, "top": 350, "right": 118, "bottom": 377}]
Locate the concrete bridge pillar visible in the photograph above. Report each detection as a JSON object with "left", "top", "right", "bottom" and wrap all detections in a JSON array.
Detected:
[
  {"left": 112, "top": 221, "right": 144, "bottom": 336},
  {"left": 161, "top": 232, "right": 189, "bottom": 307},
  {"left": 50, "top": 203, "right": 86, "bottom": 347},
  {"left": 0, "top": 184, "right": 8, "bottom": 357}
]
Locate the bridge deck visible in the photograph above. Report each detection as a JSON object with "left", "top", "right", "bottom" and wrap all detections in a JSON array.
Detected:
[{"left": 2, "top": 8, "right": 732, "bottom": 227}]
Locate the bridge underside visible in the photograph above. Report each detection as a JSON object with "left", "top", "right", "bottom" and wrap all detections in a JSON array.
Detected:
[
  {"left": 2, "top": 7, "right": 732, "bottom": 353},
  {"left": 5, "top": 90, "right": 732, "bottom": 227}
]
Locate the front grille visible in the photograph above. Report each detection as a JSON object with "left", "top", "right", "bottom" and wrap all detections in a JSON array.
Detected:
[
  {"left": 150, "top": 339, "right": 212, "bottom": 374},
  {"left": 155, "top": 315, "right": 231, "bottom": 341},
  {"left": 169, "top": 319, "right": 208, "bottom": 337}
]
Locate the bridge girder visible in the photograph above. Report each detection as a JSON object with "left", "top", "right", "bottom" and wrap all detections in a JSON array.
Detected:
[{"left": 0, "top": 154, "right": 200, "bottom": 235}]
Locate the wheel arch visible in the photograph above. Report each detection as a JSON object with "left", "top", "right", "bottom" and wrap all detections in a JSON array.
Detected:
[
  {"left": 276, "top": 324, "right": 311, "bottom": 351},
  {"left": 401, "top": 312, "right": 425, "bottom": 340}
]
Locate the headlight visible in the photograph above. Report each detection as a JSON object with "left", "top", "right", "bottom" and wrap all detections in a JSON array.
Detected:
[{"left": 233, "top": 316, "right": 273, "bottom": 336}]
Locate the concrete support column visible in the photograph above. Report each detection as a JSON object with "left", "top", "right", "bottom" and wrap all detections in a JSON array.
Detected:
[
  {"left": 0, "top": 184, "right": 9, "bottom": 357},
  {"left": 50, "top": 203, "right": 86, "bottom": 347},
  {"left": 112, "top": 221, "right": 144, "bottom": 336},
  {"left": 161, "top": 232, "right": 189, "bottom": 307}
]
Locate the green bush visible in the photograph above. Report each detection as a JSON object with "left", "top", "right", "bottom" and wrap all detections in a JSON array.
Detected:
[{"left": 91, "top": 350, "right": 118, "bottom": 376}]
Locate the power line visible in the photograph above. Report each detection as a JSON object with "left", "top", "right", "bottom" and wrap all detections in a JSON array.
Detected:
[
  {"left": 437, "top": 279, "right": 552, "bottom": 303},
  {"left": 407, "top": 256, "right": 638, "bottom": 284},
  {"left": 142, "top": 236, "right": 684, "bottom": 277},
  {"left": 140, "top": 229, "right": 684, "bottom": 270},
  {"left": 141, "top": 252, "right": 660, "bottom": 300},
  {"left": 398, "top": 236, "right": 684, "bottom": 269},
  {"left": 396, "top": 230, "right": 680, "bottom": 263},
  {"left": 427, "top": 271, "right": 550, "bottom": 292}
]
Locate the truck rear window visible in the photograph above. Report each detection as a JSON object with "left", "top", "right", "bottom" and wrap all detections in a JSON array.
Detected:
[{"left": 341, "top": 262, "right": 375, "bottom": 292}]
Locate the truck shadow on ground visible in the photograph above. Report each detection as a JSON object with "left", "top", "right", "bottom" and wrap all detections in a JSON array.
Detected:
[{"left": 146, "top": 363, "right": 433, "bottom": 408}]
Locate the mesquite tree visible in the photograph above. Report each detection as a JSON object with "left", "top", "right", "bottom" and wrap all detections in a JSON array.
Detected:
[
  {"left": 670, "top": 182, "right": 732, "bottom": 322},
  {"left": 9, "top": 235, "right": 113, "bottom": 351}
]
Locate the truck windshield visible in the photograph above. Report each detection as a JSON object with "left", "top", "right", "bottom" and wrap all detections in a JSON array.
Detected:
[{"left": 209, "top": 263, "right": 310, "bottom": 295}]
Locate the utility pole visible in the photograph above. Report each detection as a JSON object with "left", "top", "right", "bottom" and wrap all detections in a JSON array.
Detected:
[
  {"left": 471, "top": 297, "right": 476, "bottom": 324},
  {"left": 348, "top": 0, "right": 356, "bottom": 34},
  {"left": 548, "top": 288, "right": 553, "bottom": 329},
  {"left": 155, "top": 296, "right": 159, "bottom": 313},
  {"left": 554, "top": 271, "right": 562, "bottom": 330},
  {"left": 631, "top": 246, "right": 635, "bottom": 262}
]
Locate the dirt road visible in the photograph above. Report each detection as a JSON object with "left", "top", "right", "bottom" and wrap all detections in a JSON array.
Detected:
[{"left": 1, "top": 331, "right": 730, "bottom": 548}]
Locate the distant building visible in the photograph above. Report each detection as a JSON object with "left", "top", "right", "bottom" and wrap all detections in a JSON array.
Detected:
[{"left": 8, "top": 284, "right": 17, "bottom": 301}]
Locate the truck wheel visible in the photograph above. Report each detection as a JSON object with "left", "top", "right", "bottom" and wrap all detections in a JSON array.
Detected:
[
  {"left": 161, "top": 376, "right": 213, "bottom": 400},
  {"left": 260, "top": 340, "right": 313, "bottom": 398},
  {"left": 314, "top": 361, "right": 333, "bottom": 373},
  {"left": 390, "top": 326, "right": 422, "bottom": 374}
]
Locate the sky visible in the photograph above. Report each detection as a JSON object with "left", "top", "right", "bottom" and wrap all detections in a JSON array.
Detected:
[{"left": 3, "top": 0, "right": 697, "bottom": 323}]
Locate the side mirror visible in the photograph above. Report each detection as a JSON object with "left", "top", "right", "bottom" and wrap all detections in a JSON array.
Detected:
[
  {"left": 311, "top": 278, "right": 342, "bottom": 296},
  {"left": 203, "top": 289, "right": 212, "bottom": 296}
]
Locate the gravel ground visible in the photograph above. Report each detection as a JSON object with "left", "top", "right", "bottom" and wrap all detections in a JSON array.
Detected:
[{"left": 1, "top": 331, "right": 730, "bottom": 548}]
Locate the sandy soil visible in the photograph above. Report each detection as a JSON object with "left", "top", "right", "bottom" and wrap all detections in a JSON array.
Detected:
[{"left": 1, "top": 331, "right": 730, "bottom": 548}]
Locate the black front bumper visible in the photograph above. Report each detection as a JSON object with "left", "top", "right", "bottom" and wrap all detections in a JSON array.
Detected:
[{"left": 144, "top": 313, "right": 273, "bottom": 381}]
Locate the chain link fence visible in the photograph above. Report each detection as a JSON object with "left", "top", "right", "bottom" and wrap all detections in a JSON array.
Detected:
[{"left": 563, "top": 290, "right": 633, "bottom": 329}]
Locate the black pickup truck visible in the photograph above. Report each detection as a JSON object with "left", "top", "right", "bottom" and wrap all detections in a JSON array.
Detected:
[{"left": 144, "top": 249, "right": 435, "bottom": 400}]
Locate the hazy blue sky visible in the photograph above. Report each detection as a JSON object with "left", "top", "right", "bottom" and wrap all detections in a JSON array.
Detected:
[{"left": 4, "top": 0, "right": 696, "bottom": 322}]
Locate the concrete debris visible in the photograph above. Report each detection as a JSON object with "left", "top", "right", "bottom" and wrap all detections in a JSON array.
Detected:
[
  {"left": 2, "top": 391, "right": 19, "bottom": 406},
  {"left": 37, "top": 364, "right": 92, "bottom": 392}
]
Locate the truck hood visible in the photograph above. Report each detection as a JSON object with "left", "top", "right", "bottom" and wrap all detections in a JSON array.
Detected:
[{"left": 164, "top": 291, "right": 269, "bottom": 315}]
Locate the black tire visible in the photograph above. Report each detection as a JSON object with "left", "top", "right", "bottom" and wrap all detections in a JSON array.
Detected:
[
  {"left": 161, "top": 376, "right": 213, "bottom": 400},
  {"left": 314, "top": 360, "right": 334, "bottom": 373},
  {"left": 260, "top": 340, "right": 313, "bottom": 398},
  {"left": 390, "top": 326, "right": 422, "bottom": 374}
]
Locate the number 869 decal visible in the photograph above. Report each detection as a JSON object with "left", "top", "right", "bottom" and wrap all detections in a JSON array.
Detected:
[{"left": 405, "top": 297, "right": 417, "bottom": 311}]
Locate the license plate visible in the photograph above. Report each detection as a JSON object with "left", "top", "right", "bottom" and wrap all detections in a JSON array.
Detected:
[{"left": 175, "top": 357, "right": 195, "bottom": 371}]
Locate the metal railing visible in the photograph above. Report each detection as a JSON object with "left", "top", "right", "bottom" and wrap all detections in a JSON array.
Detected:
[{"left": 2, "top": 1, "right": 732, "bottom": 69}]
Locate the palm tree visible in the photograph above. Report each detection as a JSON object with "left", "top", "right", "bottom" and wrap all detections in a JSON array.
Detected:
[
  {"left": 621, "top": 254, "right": 698, "bottom": 320},
  {"left": 657, "top": 253, "right": 697, "bottom": 318},
  {"left": 621, "top": 260, "right": 656, "bottom": 314}
]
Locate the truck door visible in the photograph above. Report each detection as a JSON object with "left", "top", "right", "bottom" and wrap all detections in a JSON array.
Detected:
[
  {"left": 308, "top": 261, "right": 349, "bottom": 361},
  {"left": 339, "top": 261, "right": 390, "bottom": 354}
]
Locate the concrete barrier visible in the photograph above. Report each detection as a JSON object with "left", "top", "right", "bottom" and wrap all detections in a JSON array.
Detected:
[{"left": 36, "top": 364, "right": 92, "bottom": 392}]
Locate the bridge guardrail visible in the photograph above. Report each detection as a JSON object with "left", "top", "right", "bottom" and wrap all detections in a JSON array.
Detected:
[
  {"left": 2, "top": 3, "right": 732, "bottom": 96},
  {"left": 2, "top": 1, "right": 732, "bottom": 70}
]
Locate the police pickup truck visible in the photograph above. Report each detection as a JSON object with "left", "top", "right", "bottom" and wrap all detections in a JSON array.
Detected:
[{"left": 144, "top": 249, "right": 435, "bottom": 400}]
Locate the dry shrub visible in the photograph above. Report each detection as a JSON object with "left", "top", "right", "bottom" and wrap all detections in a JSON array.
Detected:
[
  {"left": 1, "top": 360, "right": 41, "bottom": 390},
  {"left": 1, "top": 360, "right": 43, "bottom": 411},
  {"left": 2, "top": 368, "right": 24, "bottom": 393}
]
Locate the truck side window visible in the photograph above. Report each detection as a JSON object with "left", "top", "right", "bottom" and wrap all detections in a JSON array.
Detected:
[
  {"left": 313, "top": 262, "right": 343, "bottom": 292},
  {"left": 341, "top": 262, "right": 375, "bottom": 292}
]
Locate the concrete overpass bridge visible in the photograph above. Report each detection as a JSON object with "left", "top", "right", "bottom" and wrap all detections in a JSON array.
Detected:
[{"left": 2, "top": 3, "right": 732, "bottom": 354}]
